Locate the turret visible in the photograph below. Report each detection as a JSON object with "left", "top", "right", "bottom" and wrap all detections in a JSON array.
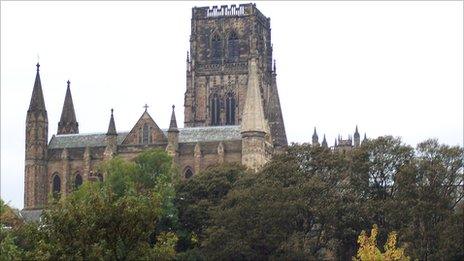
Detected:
[
  {"left": 321, "top": 134, "right": 328, "bottom": 148},
  {"left": 312, "top": 127, "right": 319, "bottom": 145},
  {"left": 354, "top": 125, "right": 360, "bottom": 147},
  {"left": 25, "top": 63, "right": 49, "bottom": 209},
  {"left": 104, "top": 109, "right": 117, "bottom": 159},
  {"left": 166, "top": 105, "right": 179, "bottom": 157},
  {"left": 363, "top": 133, "right": 368, "bottom": 145},
  {"left": 57, "top": 80, "right": 79, "bottom": 135},
  {"left": 241, "top": 54, "right": 270, "bottom": 171}
]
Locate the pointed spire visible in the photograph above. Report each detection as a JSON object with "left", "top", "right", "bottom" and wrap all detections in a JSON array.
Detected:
[
  {"left": 57, "top": 80, "right": 79, "bottom": 134},
  {"left": 106, "top": 109, "right": 117, "bottom": 135},
  {"left": 322, "top": 134, "right": 328, "bottom": 148},
  {"left": 28, "top": 63, "right": 47, "bottom": 112},
  {"left": 241, "top": 56, "right": 267, "bottom": 134},
  {"left": 312, "top": 127, "right": 319, "bottom": 144},
  {"left": 334, "top": 139, "right": 338, "bottom": 147},
  {"left": 354, "top": 125, "right": 360, "bottom": 137},
  {"left": 168, "top": 105, "right": 178, "bottom": 132},
  {"left": 363, "top": 133, "right": 368, "bottom": 144}
]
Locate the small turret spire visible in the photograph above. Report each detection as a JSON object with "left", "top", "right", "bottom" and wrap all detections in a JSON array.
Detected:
[
  {"left": 106, "top": 108, "right": 117, "bottom": 135},
  {"left": 273, "top": 59, "right": 276, "bottom": 74},
  {"left": 312, "top": 127, "right": 319, "bottom": 144},
  {"left": 57, "top": 80, "right": 79, "bottom": 134},
  {"left": 168, "top": 105, "right": 178, "bottom": 132},
  {"left": 322, "top": 134, "right": 328, "bottom": 148}
]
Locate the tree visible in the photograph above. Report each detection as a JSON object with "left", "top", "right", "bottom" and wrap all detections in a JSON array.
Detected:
[
  {"left": 26, "top": 149, "right": 179, "bottom": 260},
  {"left": 174, "top": 163, "right": 247, "bottom": 255}
]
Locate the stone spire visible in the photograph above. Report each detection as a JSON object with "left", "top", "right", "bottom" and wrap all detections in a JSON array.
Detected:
[
  {"left": 57, "top": 80, "right": 79, "bottom": 134},
  {"left": 354, "top": 125, "right": 360, "bottom": 147},
  {"left": 106, "top": 109, "right": 117, "bottom": 135},
  {"left": 312, "top": 127, "right": 319, "bottom": 145},
  {"left": 241, "top": 55, "right": 269, "bottom": 171},
  {"left": 241, "top": 55, "right": 267, "bottom": 134},
  {"left": 322, "top": 134, "right": 328, "bottom": 148},
  {"left": 168, "top": 105, "right": 178, "bottom": 132},
  {"left": 267, "top": 58, "right": 288, "bottom": 150},
  {"left": 166, "top": 105, "right": 180, "bottom": 158},
  {"left": 104, "top": 109, "right": 118, "bottom": 159},
  {"left": 363, "top": 133, "right": 368, "bottom": 144},
  {"left": 25, "top": 63, "right": 49, "bottom": 209},
  {"left": 28, "top": 63, "right": 47, "bottom": 113}
]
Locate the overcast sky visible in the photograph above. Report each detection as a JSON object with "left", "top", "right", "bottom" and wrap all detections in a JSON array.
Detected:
[{"left": 1, "top": 1, "right": 463, "bottom": 209}]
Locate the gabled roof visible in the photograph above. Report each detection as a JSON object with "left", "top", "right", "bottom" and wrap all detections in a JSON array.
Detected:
[{"left": 121, "top": 110, "right": 167, "bottom": 145}]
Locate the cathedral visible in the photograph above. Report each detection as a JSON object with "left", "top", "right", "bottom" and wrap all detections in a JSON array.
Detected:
[
  {"left": 23, "top": 4, "right": 287, "bottom": 213},
  {"left": 22, "top": 4, "right": 364, "bottom": 218}
]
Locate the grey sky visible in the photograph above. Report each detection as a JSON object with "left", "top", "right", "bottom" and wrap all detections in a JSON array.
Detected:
[{"left": 1, "top": 1, "right": 463, "bottom": 209}]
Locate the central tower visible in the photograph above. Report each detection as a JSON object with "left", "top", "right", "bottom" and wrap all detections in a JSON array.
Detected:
[{"left": 184, "top": 3, "right": 287, "bottom": 149}]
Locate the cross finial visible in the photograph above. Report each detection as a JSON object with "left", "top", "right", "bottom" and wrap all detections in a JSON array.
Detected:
[
  {"left": 172, "top": 104, "right": 175, "bottom": 110},
  {"left": 36, "top": 63, "right": 40, "bottom": 71},
  {"left": 143, "top": 104, "right": 149, "bottom": 111},
  {"left": 111, "top": 108, "right": 114, "bottom": 115},
  {"left": 67, "top": 80, "right": 70, "bottom": 87}
]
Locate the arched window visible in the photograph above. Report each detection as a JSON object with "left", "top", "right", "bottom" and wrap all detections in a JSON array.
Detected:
[
  {"left": 142, "top": 124, "right": 149, "bottom": 144},
  {"left": 228, "top": 32, "right": 239, "bottom": 61},
  {"left": 210, "top": 93, "right": 220, "bottom": 126},
  {"left": 138, "top": 127, "right": 142, "bottom": 144},
  {"left": 226, "top": 93, "right": 236, "bottom": 125},
  {"left": 184, "top": 168, "right": 193, "bottom": 179},
  {"left": 74, "top": 173, "right": 83, "bottom": 189},
  {"left": 52, "top": 174, "right": 61, "bottom": 198},
  {"left": 211, "top": 34, "right": 222, "bottom": 62}
]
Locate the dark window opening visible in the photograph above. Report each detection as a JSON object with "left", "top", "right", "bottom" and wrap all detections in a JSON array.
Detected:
[
  {"left": 52, "top": 174, "right": 61, "bottom": 199},
  {"left": 184, "top": 168, "right": 193, "bottom": 179},
  {"left": 74, "top": 173, "right": 83, "bottom": 189},
  {"left": 210, "top": 94, "right": 220, "bottom": 126},
  {"left": 228, "top": 32, "right": 239, "bottom": 61},
  {"left": 226, "top": 93, "right": 236, "bottom": 125},
  {"left": 211, "top": 34, "right": 222, "bottom": 62}
]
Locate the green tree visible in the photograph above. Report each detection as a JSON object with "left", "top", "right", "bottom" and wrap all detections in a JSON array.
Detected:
[{"left": 27, "top": 149, "right": 179, "bottom": 260}]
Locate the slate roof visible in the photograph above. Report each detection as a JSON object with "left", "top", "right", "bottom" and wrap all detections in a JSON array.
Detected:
[
  {"left": 49, "top": 125, "right": 241, "bottom": 149},
  {"left": 20, "top": 209, "right": 43, "bottom": 223}
]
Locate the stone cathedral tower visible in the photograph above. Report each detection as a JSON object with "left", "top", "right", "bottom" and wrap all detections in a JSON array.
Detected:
[
  {"left": 24, "top": 63, "right": 48, "bottom": 209},
  {"left": 184, "top": 4, "right": 287, "bottom": 151}
]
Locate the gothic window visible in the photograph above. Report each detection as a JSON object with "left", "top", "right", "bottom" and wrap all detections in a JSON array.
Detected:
[
  {"left": 74, "top": 173, "right": 83, "bottom": 189},
  {"left": 226, "top": 93, "right": 236, "bottom": 125},
  {"left": 138, "top": 127, "right": 142, "bottom": 144},
  {"left": 211, "top": 34, "right": 222, "bottom": 62},
  {"left": 149, "top": 127, "right": 153, "bottom": 143},
  {"left": 184, "top": 168, "right": 193, "bottom": 179},
  {"left": 210, "top": 93, "right": 220, "bottom": 126},
  {"left": 228, "top": 32, "right": 239, "bottom": 61},
  {"left": 52, "top": 174, "right": 61, "bottom": 198},
  {"left": 142, "top": 124, "right": 149, "bottom": 144}
]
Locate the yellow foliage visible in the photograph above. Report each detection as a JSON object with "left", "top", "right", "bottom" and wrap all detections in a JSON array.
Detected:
[{"left": 353, "top": 224, "right": 409, "bottom": 261}]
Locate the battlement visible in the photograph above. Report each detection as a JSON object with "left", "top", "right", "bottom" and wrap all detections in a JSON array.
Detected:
[
  {"left": 207, "top": 4, "right": 246, "bottom": 17},
  {"left": 192, "top": 3, "right": 269, "bottom": 22}
]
